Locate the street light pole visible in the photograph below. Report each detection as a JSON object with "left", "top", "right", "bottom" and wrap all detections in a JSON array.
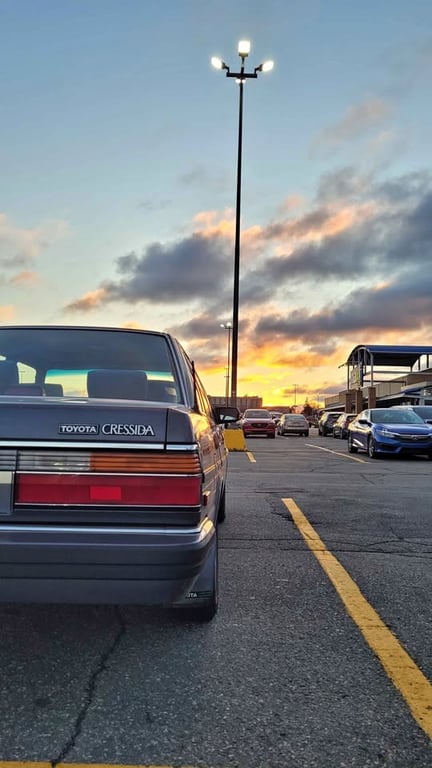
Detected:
[
  {"left": 220, "top": 322, "right": 232, "bottom": 405},
  {"left": 211, "top": 43, "right": 273, "bottom": 404},
  {"left": 232, "top": 69, "right": 244, "bottom": 405}
]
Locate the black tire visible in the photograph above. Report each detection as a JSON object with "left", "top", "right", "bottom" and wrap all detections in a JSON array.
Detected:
[
  {"left": 304, "top": 431, "right": 309, "bottom": 437},
  {"left": 268, "top": 433, "right": 276, "bottom": 439},
  {"left": 368, "top": 437, "right": 378, "bottom": 459},
  {"left": 217, "top": 486, "right": 226, "bottom": 523},
  {"left": 322, "top": 427, "right": 327, "bottom": 436},
  {"left": 347, "top": 435, "right": 358, "bottom": 453}
]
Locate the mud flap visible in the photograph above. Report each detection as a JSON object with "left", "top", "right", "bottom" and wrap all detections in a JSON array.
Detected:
[{"left": 172, "top": 530, "right": 218, "bottom": 609}]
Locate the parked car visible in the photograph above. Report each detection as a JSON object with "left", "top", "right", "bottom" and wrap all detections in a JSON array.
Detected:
[
  {"left": 0, "top": 325, "right": 240, "bottom": 621},
  {"left": 391, "top": 405, "right": 432, "bottom": 424},
  {"left": 277, "top": 413, "right": 309, "bottom": 436},
  {"left": 318, "top": 411, "right": 344, "bottom": 436},
  {"left": 269, "top": 411, "right": 283, "bottom": 425},
  {"left": 240, "top": 409, "right": 276, "bottom": 439},
  {"left": 332, "top": 413, "right": 357, "bottom": 439},
  {"left": 347, "top": 408, "right": 432, "bottom": 459}
]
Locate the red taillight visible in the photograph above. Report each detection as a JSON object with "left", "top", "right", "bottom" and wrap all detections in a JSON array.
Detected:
[{"left": 15, "top": 473, "right": 201, "bottom": 506}]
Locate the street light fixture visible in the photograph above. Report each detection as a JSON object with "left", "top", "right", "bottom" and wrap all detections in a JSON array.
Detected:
[
  {"left": 211, "top": 41, "right": 273, "bottom": 403},
  {"left": 220, "top": 322, "right": 233, "bottom": 404}
]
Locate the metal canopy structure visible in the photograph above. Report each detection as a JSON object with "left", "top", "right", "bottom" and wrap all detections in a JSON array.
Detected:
[{"left": 343, "top": 344, "right": 432, "bottom": 388}]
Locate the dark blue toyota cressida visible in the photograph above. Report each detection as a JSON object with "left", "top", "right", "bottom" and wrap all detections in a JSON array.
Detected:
[{"left": 0, "top": 325, "right": 238, "bottom": 621}]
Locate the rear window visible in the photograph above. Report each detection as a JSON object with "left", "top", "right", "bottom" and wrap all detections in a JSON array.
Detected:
[{"left": 0, "top": 327, "right": 180, "bottom": 401}]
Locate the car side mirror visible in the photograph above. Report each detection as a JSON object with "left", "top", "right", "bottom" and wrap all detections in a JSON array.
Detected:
[
  {"left": 358, "top": 418, "right": 369, "bottom": 426},
  {"left": 213, "top": 405, "right": 241, "bottom": 424}
]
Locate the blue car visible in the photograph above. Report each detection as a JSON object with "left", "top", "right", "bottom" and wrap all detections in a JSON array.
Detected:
[{"left": 347, "top": 408, "right": 432, "bottom": 459}]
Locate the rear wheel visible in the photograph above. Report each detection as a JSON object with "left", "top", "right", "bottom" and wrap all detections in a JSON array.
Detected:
[
  {"left": 368, "top": 437, "right": 378, "bottom": 459},
  {"left": 217, "top": 486, "right": 226, "bottom": 523},
  {"left": 348, "top": 435, "right": 358, "bottom": 453}
]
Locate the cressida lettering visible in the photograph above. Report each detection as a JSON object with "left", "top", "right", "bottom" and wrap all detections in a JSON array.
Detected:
[{"left": 101, "top": 424, "right": 155, "bottom": 436}]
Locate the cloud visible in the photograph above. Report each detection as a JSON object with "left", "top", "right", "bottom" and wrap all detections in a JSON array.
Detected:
[
  {"left": 9, "top": 271, "right": 39, "bottom": 286},
  {"left": 179, "top": 166, "right": 210, "bottom": 186},
  {"left": 0, "top": 214, "right": 69, "bottom": 268},
  {"left": 0, "top": 305, "right": 16, "bottom": 321},
  {"left": 254, "top": 273, "right": 432, "bottom": 347},
  {"left": 138, "top": 199, "right": 171, "bottom": 212},
  {"left": 63, "top": 168, "right": 432, "bottom": 379},
  {"left": 64, "top": 287, "right": 109, "bottom": 312},
  {"left": 178, "top": 166, "right": 228, "bottom": 194},
  {"left": 379, "top": 38, "right": 432, "bottom": 98},
  {"left": 314, "top": 98, "right": 393, "bottom": 148},
  {"left": 65, "top": 232, "right": 233, "bottom": 312}
]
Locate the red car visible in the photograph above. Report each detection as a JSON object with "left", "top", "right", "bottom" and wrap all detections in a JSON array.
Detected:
[{"left": 240, "top": 409, "right": 276, "bottom": 439}]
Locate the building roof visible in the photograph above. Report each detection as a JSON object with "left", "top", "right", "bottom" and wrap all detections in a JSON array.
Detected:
[{"left": 345, "top": 345, "right": 432, "bottom": 368}]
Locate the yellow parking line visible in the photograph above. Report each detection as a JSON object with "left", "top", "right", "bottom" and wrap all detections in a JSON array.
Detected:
[
  {"left": 0, "top": 763, "right": 199, "bottom": 768},
  {"left": 0, "top": 763, "right": 52, "bottom": 768},
  {"left": 306, "top": 443, "right": 367, "bottom": 463},
  {"left": 246, "top": 451, "right": 256, "bottom": 462},
  {"left": 283, "top": 498, "right": 432, "bottom": 739}
]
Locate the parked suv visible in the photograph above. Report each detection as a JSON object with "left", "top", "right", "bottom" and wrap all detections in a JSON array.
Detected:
[
  {"left": 318, "top": 411, "right": 344, "bottom": 436},
  {"left": 240, "top": 409, "right": 276, "bottom": 439}
]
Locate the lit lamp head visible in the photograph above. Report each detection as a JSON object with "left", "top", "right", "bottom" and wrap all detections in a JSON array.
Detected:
[
  {"left": 255, "top": 60, "right": 274, "bottom": 73},
  {"left": 211, "top": 56, "right": 229, "bottom": 71},
  {"left": 238, "top": 40, "right": 251, "bottom": 58}
]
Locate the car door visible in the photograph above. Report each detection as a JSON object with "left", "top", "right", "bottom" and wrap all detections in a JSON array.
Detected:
[{"left": 355, "top": 409, "right": 371, "bottom": 449}]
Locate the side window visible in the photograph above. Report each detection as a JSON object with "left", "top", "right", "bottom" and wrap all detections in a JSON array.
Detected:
[
  {"left": 194, "top": 374, "right": 214, "bottom": 420},
  {"left": 17, "top": 362, "right": 36, "bottom": 384}
]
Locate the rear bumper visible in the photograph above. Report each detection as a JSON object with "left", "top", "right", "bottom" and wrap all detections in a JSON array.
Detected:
[
  {"left": 280, "top": 429, "right": 308, "bottom": 435},
  {"left": 0, "top": 518, "right": 215, "bottom": 605},
  {"left": 243, "top": 429, "right": 275, "bottom": 437}
]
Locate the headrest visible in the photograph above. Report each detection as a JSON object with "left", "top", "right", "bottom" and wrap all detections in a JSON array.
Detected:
[
  {"left": 147, "top": 380, "right": 177, "bottom": 403},
  {"left": 4, "top": 384, "right": 45, "bottom": 396},
  {"left": 87, "top": 369, "right": 148, "bottom": 400},
  {"left": 43, "top": 383, "right": 64, "bottom": 397},
  {"left": 0, "top": 361, "right": 19, "bottom": 393}
]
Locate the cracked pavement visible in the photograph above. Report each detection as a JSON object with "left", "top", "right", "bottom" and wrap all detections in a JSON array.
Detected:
[{"left": 1, "top": 432, "right": 431, "bottom": 767}]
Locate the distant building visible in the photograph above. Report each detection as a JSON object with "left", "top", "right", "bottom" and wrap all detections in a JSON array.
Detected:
[
  {"left": 322, "top": 344, "right": 432, "bottom": 412},
  {"left": 209, "top": 395, "right": 262, "bottom": 411}
]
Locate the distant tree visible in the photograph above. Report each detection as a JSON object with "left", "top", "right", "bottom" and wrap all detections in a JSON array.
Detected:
[{"left": 302, "top": 400, "right": 313, "bottom": 417}]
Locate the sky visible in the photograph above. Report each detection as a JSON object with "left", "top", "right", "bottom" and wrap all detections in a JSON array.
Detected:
[{"left": 1, "top": 0, "right": 432, "bottom": 407}]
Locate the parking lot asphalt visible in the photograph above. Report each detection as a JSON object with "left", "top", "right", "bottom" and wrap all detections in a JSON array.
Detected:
[{"left": 0, "top": 429, "right": 431, "bottom": 767}]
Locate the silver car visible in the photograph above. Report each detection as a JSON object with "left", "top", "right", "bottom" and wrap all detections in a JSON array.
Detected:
[{"left": 277, "top": 413, "right": 309, "bottom": 436}]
